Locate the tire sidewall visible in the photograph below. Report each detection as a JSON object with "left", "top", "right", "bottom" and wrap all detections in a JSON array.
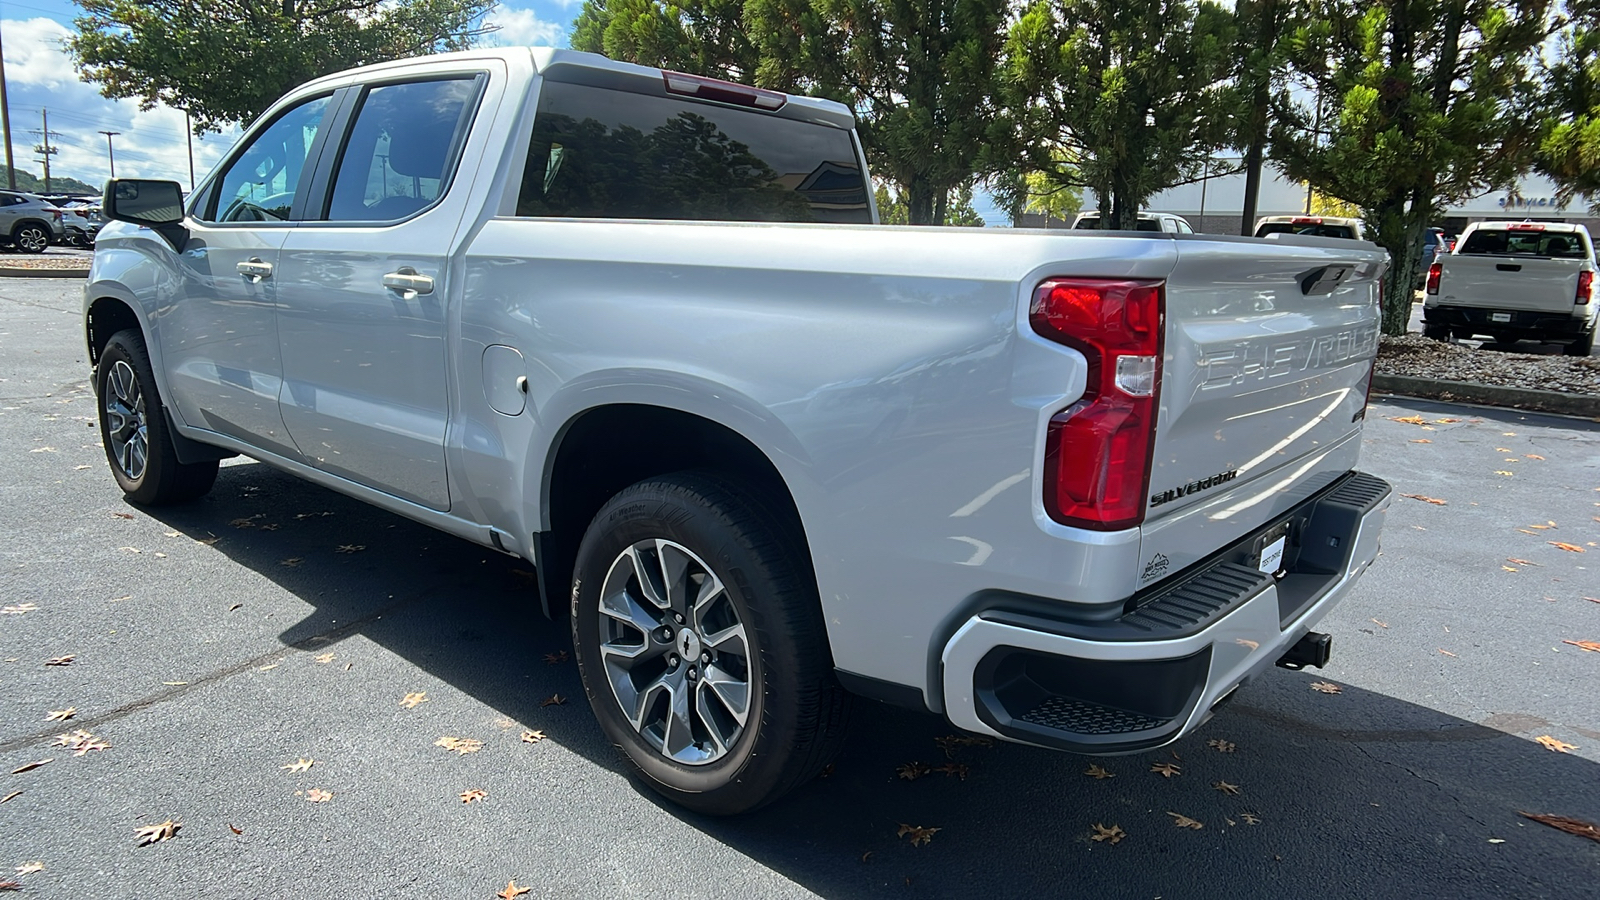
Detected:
[
  {"left": 13, "top": 223, "right": 48, "bottom": 253},
  {"left": 571, "top": 484, "right": 779, "bottom": 805},
  {"left": 95, "top": 332, "right": 178, "bottom": 503}
]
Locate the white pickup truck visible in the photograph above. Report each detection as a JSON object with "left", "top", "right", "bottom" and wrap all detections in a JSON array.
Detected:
[
  {"left": 1424, "top": 221, "right": 1597, "bottom": 355},
  {"left": 85, "top": 47, "right": 1392, "bottom": 814}
]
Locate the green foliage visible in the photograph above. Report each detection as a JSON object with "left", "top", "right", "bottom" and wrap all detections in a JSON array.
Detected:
[
  {"left": 875, "top": 182, "right": 984, "bottom": 225},
  {"left": 1536, "top": 5, "right": 1600, "bottom": 208},
  {"left": 69, "top": 0, "right": 498, "bottom": 133},
  {"left": 999, "top": 0, "right": 1236, "bottom": 229},
  {"left": 6, "top": 169, "right": 101, "bottom": 196},
  {"left": 1269, "top": 0, "right": 1555, "bottom": 334},
  {"left": 571, "top": 0, "right": 762, "bottom": 83}
]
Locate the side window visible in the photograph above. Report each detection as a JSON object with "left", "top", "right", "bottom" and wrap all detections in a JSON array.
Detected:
[
  {"left": 0, "top": 194, "right": 21, "bottom": 207},
  {"left": 1177, "top": 220, "right": 1194, "bottom": 234},
  {"left": 324, "top": 78, "right": 480, "bottom": 222},
  {"left": 203, "top": 96, "right": 330, "bottom": 223}
]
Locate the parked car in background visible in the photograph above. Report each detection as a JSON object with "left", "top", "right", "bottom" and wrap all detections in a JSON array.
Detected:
[
  {"left": 1253, "top": 215, "right": 1364, "bottom": 240},
  {"left": 57, "top": 201, "right": 104, "bottom": 247},
  {"left": 1424, "top": 221, "right": 1596, "bottom": 355},
  {"left": 0, "top": 190, "right": 66, "bottom": 253},
  {"left": 1071, "top": 211, "right": 1195, "bottom": 233}
]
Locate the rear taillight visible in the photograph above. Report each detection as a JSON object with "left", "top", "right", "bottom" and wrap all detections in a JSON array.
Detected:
[
  {"left": 1579, "top": 270, "right": 1594, "bottom": 306},
  {"left": 1426, "top": 263, "right": 1442, "bottom": 295},
  {"left": 1030, "top": 278, "right": 1164, "bottom": 530}
]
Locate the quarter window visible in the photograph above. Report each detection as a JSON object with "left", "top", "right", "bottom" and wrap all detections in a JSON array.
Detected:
[
  {"left": 324, "top": 78, "right": 481, "bottom": 222},
  {"left": 204, "top": 95, "right": 331, "bottom": 223}
]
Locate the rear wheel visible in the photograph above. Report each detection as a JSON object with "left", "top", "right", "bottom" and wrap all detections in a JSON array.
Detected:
[
  {"left": 1422, "top": 324, "right": 1449, "bottom": 341},
  {"left": 1565, "top": 329, "right": 1595, "bottom": 357},
  {"left": 96, "top": 330, "right": 218, "bottom": 504},
  {"left": 571, "top": 471, "right": 850, "bottom": 815},
  {"left": 11, "top": 223, "right": 49, "bottom": 254}
]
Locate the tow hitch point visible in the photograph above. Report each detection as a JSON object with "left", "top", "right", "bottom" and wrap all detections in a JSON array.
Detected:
[{"left": 1276, "top": 631, "right": 1332, "bottom": 670}]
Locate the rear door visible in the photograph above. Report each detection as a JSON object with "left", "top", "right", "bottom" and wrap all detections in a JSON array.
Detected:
[
  {"left": 1439, "top": 226, "right": 1588, "bottom": 313},
  {"left": 273, "top": 67, "right": 494, "bottom": 511}
]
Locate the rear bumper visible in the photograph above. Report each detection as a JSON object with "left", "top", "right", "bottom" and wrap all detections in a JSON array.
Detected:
[
  {"left": 939, "top": 471, "right": 1390, "bottom": 754},
  {"left": 1424, "top": 304, "right": 1592, "bottom": 341}
]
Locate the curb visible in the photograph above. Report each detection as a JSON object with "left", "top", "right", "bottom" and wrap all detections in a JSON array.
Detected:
[
  {"left": 1373, "top": 374, "right": 1600, "bottom": 418},
  {"left": 0, "top": 266, "right": 88, "bottom": 279}
]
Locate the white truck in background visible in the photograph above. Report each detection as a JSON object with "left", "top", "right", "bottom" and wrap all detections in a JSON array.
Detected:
[{"left": 1424, "top": 221, "right": 1597, "bottom": 356}]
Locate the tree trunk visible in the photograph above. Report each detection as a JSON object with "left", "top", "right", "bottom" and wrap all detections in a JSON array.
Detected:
[
  {"left": 1110, "top": 172, "right": 1132, "bottom": 229},
  {"left": 1238, "top": 0, "right": 1276, "bottom": 235},
  {"left": 906, "top": 178, "right": 937, "bottom": 225}
]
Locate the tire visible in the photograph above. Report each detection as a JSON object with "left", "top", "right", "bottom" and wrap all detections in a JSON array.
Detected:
[
  {"left": 11, "top": 222, "right": 49, "bottom": 254},
  {"left": 1565, "top": 329, "right": 1595, "bottom": 357},
  {"left": 1422, "top": 324, "right": 1449, "bottom": 341},
  {"left": 95, "top": 330, "right": 218, "bottom": 504},
  {"left": 570, "top": 471, "right": 850, "bottom": 815}
]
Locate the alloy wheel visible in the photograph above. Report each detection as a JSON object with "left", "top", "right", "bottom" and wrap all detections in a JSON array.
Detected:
[
  {"left": 16, "top": 226, "right": 48, "bottom": 254},
  {"left": 104, "top": 360, "right": 148, "bottom": 480}
]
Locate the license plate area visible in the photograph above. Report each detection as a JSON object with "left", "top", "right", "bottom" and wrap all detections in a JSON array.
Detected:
[
  {"left": 1252, "top": 520, "right": 1292, "bottom": 578},
  {"left": 1490, "top": 312, "right": 1512, "bottom": 323}
]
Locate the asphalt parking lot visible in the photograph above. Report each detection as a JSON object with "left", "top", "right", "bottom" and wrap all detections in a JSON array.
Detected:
[{"left": 2, "top": 277, "right": 1598, "bottom": 898}]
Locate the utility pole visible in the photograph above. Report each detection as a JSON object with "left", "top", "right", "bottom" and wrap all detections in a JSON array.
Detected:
[
  {"left": 32, "top": 109, "right": 60, "bottom": 194},
  {"left": 0, "top": 23, "right": 15, "bottom": 189},
  {"left": 185, "top": 110, "right": 195, "bottom": 190},
  {"left": 99, "top": 130, "right": 121, "bottom": 179}
]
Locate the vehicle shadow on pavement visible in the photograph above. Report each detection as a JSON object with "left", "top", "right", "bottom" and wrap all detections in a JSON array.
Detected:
[{"left": 141, "top": 460, "right": 1600, "bottom": 900}]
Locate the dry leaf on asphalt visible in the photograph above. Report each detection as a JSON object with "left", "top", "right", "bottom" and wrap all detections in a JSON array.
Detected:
[
  {"left": 541, "top": 694, "right": 566, "bottom": 707},
  {"left": 13, "top": 863, "right": 41, "bottom": 876},
  {"left": 1089, "top": 823, "right": 1125, "bottom": 844},
  {"left": 305, "top": 789, "right": 333, "bottom": 803},
  {"left": 1502, "top": 566, "right": 1519, "bottom": 572},
  {"left": 1549, "top": 542, "right": 1585, "bottom": 553},
  {"left": 400, "top": 692, "right": 428, "bottom": 709},
  {"left": 435, "top": 736, "right": 484, "bottom": 755},
  {"left": 1206, "top": 738, "right": 1237, "bottom": 753},
  {"left": 134, "top": 820, "right": 180, "bottom": 845},
  {"left": 933, "top": 734, "right": 994, "bottom": 757},
  {"left": 1214, "top": 781, "right": 1241, "bottom": 795},
  {"left": 45, "top": 708, "right": 75, "bottom": 722},
  {"left": 279, "top": 558, "right": 303, "bottom": 568},
  {"left": 1150, "top": 762, "right": 1181, "bottom": 778},
  {"left": 314, "top": 653, "right": 335, "bottom": 664},
  {"left": 1518, "top": 812, "right": 1600, "bottom": 844},
  {"left": 1167, "top": 812, "right": 1204, "bottom": 830},
  {"left": 44, "top": 655, "right": 74, "bottom": 667},
  {"left": 520, "top": 730, "right": 545, "bottom": 744},
  {"left": 282, "top": 758, "right": 314, "bottom": 773},
  {"left": 897, "top": 824, "right": 941, "bottom": 846},
  {"left": 1400, "top": 494, "right": 1447, "bottom": 505},
  {"left": 0, "top": 604, "right": 38, "bottom": 615},
  {"left": 10, "top": 760, "right": 51, "bottom": 775},
  {"left": 1084, "top": 764, "right": 1114, "bottom": 779},
  {"left": 0, "top": 881, "right": 20, "bottom": 891},
  {"left": 934, "top": 763, "right": 970, "bottom": 780},
  {"left": 1310, "top": 681, "right": 1342, "bottom": 694},
  {"left": 543, "top": 651, "right": 569, "bottom": 665},
  {"left": 1388, "top": 415, "right": 1427, "bottom": 425},
  {"left": 1562, "top": 640, "right": 1600, "bottom": 652},
  {"left": 1507, "top": 558, "right": 1537, "bottom": 566},
  {"left": 1526, "top": 454, "right": 1545, "bottom": 460},
  {"left": 0, "top": 792, "right": 21, "bottom": 803},
  {"left": 1408, "top": 439, "right": 1431, "bottom": 444},
  {"left": 460, "top": 789, "right": 487, "bottom": 804},
  {"left": 335, "top": 545, "right": 365, "bottom": 554},
  {"left": 497, "top": 881, "right": 532, "bottom": 900},
  {"left": 228, "top": 824, "right": 243, "bottom": 835},
  {"left": 1494, "top": 471, "right": 1515, "bottom": 477},
  {"left": 897, "top": 762, "right": 930, "bottom": 781},
  {"left": 1439, "top": 649, "right": 1458, "bottom": 658},
  {"left": 1535, "top": 735, "right": 1577, "bottom": 753},
  {"left": 1240, "top": 813, "right": 1262, "bottom": 825}
]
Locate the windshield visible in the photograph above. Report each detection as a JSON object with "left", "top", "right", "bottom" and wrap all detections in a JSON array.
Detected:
[
  {"left": 1256, "top": 222, "right": 1358, "bottom": 240},
  {"left": 1459, "top": 229, "right": 1589, "bottom": 259}
]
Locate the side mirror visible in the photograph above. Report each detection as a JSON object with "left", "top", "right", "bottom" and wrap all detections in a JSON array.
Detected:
[{"left": 103, "top": 179, "right": 188, "bottom": 250}]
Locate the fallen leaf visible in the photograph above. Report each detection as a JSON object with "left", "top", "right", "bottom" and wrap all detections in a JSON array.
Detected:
[
  {"left": 45, "top": 708, "right": 76, "bottom": 722},
  {"left": 0, "top": 792, "right": 20, "bottom": 803},
  {"left": 1310, "top": 681, "right": 1342, "bottom": 694},
  {"left": 1518, "top": 812, "right": 1600, "bottom": 844},
  {"left": 543, "top": 650, "right": 569, "bottom": 665},
  {"left": 1433, "top": 417, "right": 1460, "bottom": 424},
  {"left": 1535, "top": 735, "right": 1577, "bottom": 753},
  {"left": 314, "top": 653, "right": 335, "bottom": 664},
  {"left": 1518, "top": 529, "right": 1540, "bottom": 536},
  {"left": 13, "top": 863, "right": 41, "bottom": 876},
  {"left": 1409, "top": 438, "right": 1432, "bottom": 444},
  {"left": 1528, "top": 523, "right": 1555, "bottom": 530},
  {"left": 1387, "top": 415, "right": 1427, "bottom": 424},
  {"left": 1206, "top": 738, "right": 1237, "bottom": 753},
  {"left": 282, "top": 758, "right": 314, "bottom": 773},
  {"left": 1089, "top": 823, "right": 1125, "bottom": 844},
  {"left": 1167, "top": 812, "right": 1204, "bottom": 830},
  {"left": 229, "top": 824, "right": 243, "bottom": 835},
  {"left": 1526, "top": 454, "right": 1545, "bottom": 460},
  {"left": 896, "top": 824, "right": 940, "bottom": 847},
  {"left": 1488, "top": 838, "right": 1505, "bottom": 844},
  {"left": 1549, "top": 542, "right": 1585, "bottom": 553},
  {"left": 1213, "top": 781, "right": 1241, "bottom": 795},
  {"left": 1150, "top": 762, "right": 1181, "bottom": 778},
  {"left": 1588, "top": 598, "right": 1600, "bottom": 604},
  {"left": 228, "top": 603, "right": 242, "bottom": 611},
  {"left": 1562, "top": 640, "right": 1600, "bottom": 652},
  {"left": 496, "top": 881, "right": 532, "bottom": 900},
  {"left": 257, "top": 663, "right": 279, "bottom": 672},
  {"left": 897, "top": 762, "right": 930, "bottom": 781},
  {"left": 29, "top": 446, "right": 55, "bottom": 452},
  {"left": 1, "top": 604, "right": 39, "bottom": 615},
  {"left": 305, "top": 789, "right": 332, "bottom": 803},
  {"left": 460, "top": 788, "right": 487, "bottom": 804},
  {"left": 1084, "top": 763, "right": 1114, "bottom": 779},
  {"left": 134, "top": 820, "right": 180, "bottom": 846},
  {"left": 1439, "top": 649, "right": 1457, "bottom": 658},
  {"left": 933, "top": 762, "right": 970, "bottom": 780},
  {"left": 279, "top": 558, "right": 303, "bottom": 567},
  {"left": 44, "top": 655, "right": 74, "bottom": 667},
  {"left": 1494, "top": 471, "right": 1515, "bottom": 477},
  {"left": 399, "top": 691, "right": 428, "bottom": 709},
  {"left": 492, "top": 717, "right": 516, "bottom": 729},
  {"left": 933, "top": 734, "right": 994, "bottom": 757},
  {"left": 0, "top": 882, "right": 18, "bottom": 892},
  {"left": 434, "top": 736, "right": 483, "bottom": 755},
  {"left": 1507, "top": 558, "right": 1537, "bottom": 566},
  {"left": 520, "top": 730, "right": 545, "bottom": 744},
  {"left": 1502, "top": 566, "right": 1519, "bottom": 573},
  {"left": 335, "top": 545, "right": 365, "bottom": 555},
  {"left": 229, "top": 516, "right": 261, "bottom": 528},
  {"left": 541, "top": 694, "right": 566, "bottom": 707},
  {"left": 1370, "top": 619, "right": 1389, "bottom": 629},
  {"left": 1240, "top": 813, "right": 1262, "bottom": 826},
  {"left": 52, "top": 730, "right": 93, "bottom": 747},
  {"left": 195, "top": 535, "right": 220, "bottom": 546},
  {"left": 1400, "top": 493, "right": 1447, "bottom": 505}
]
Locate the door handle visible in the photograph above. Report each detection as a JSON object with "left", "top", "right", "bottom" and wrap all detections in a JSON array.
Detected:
[
  {"left": 237, "top": 258, "right": 273, "bottom": 282},
  {"left": 383, "top": 268, "right": 434, "bottom": 297}
]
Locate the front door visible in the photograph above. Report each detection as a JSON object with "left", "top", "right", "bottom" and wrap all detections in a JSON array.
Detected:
[
  {"left": 160, "top": 94, "right": 334, "bottom": 461},
  {"left": 274, "top": 76, "right": 485, "bottom": 511}
]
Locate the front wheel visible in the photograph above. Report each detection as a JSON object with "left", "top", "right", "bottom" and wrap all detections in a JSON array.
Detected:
[
  {"left": 571, "top": 472, "right": 850, "bottom": 815},
  {"left": 12, "top": 223, "right": 49, "bottom": 254},
  {"left": 96, "top": 330, "right": 218, "bottom": 504}
]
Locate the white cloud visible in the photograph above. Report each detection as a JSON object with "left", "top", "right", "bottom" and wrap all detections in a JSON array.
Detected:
[
  {"left": 2, "top": 17, "right": 78, "bottom": 88},
  {"left": 484, "top": 5, "right": 565, "bottom": 48}
]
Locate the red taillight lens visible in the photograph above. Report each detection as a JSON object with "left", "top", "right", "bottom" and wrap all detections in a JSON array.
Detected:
[
  {"left": 1426, "top": 263, "right": 1442, "bottom": 295},
  {"left": 1031, "top": 279, "right": 1163, "bottom": 530},
  {"left": 1579, "top": 270, "right": 1594, "bottom": 306},
  {"left": 662, "top": 71, "right": 786, "bottom": 110}
]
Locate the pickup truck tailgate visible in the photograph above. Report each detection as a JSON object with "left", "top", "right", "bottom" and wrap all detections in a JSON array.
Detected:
[
  {"left": 1438, "top": 254, "right": 1587, "bottom": 312},
  {"left": 1137, "top": 238, "right": 1384, "bottom": 585}
]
